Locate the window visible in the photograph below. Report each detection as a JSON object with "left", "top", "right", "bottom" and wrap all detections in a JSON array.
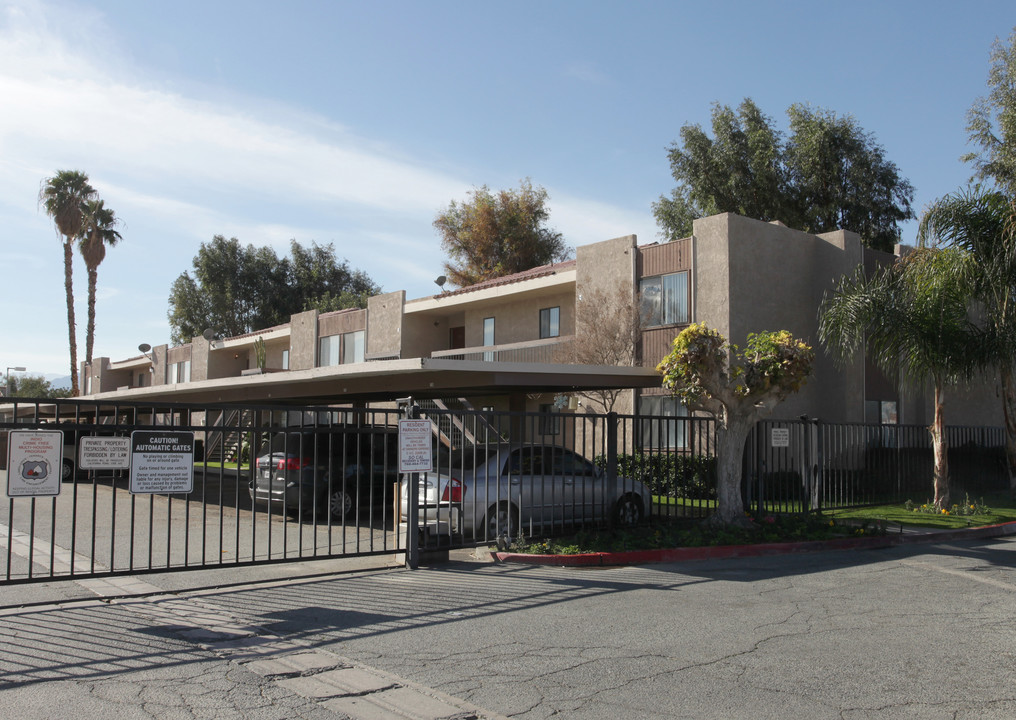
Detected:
[
  {"left": 343, "top": 330, "right": 365, "bottom": 364},
  {"left": 538, "top": 404, "right": 561, "bottom": 436},
  {"left": 539, "top": 306, "right": 560, "bottom": 339},
  {"left": 319, "top": 335, "right": 341, "bottom": 366},
  {"left": 320, "top": 331, "right": 365, "bottom": 366},
  {"left": 639, "top": 396, "right": 688, "bottom": 449},
  {"left": 483, "top": 317, "right": 495, "bottom": 362},
  {"left": 281, "top": 349, "right": 290, "bottom": 370},
  {"left": 179, "top": 360, "right": 191, "bottom": 383},
  {"left": 640, "top": 271, "right": 689, "bottom": 326}
]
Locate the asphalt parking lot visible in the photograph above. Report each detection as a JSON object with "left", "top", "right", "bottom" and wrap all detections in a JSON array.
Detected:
[{"left": 1, "top": 534, "right": 1014, "bottom": 719}]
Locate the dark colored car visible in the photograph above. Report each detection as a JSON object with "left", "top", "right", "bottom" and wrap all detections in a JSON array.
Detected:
[{"left": 249, "top": 428, "right": 398, "bottom": 520}]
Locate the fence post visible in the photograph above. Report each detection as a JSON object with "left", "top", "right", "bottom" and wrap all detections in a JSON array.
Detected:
[{"left": 607, "top": 412, "right": 618, "bottom": 526}]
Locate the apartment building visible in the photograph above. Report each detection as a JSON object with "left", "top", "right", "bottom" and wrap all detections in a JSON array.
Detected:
[{"left": 81, "top": 212, "right": 1003, "bottom": 428}]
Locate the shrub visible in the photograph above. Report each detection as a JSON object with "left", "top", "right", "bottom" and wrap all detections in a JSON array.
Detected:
[{"left": 596, "top": 452, "right": 718, "bottom": 499}]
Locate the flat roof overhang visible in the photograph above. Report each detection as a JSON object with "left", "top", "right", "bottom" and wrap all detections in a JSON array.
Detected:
[{"left": 74, "top": 358, "right": 663, "bottom": 406}]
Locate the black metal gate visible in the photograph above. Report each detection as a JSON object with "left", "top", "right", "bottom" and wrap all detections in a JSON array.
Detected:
[{"left": 1, "top": 398, "right": 405, "bottom": 584}]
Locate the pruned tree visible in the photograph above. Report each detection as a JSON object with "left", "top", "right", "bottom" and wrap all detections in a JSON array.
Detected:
[
  {"left": 656, "top": 324, "right": 814, "bottom": 525},
  {"left": 39, "top": 170, "right": 98, "bottom": 396},
  {"left": 654, "top": 98, "right": 915, "bottom": 252},
  {"left": 435, "top": 179, "right": 571, "bottom": 287},
  {"left": 819, "top": 248, "right": 977, "bottom": 508},
  {"left": 570, "top": 284, "right": 643, "bottom": 412}
]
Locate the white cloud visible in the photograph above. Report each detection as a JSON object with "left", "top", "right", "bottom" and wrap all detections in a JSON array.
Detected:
[{"left": 0, "top": 0, "right": 656, "bottom": 373}]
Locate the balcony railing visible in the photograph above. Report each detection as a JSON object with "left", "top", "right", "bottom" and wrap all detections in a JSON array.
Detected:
[{"left": 431, "top": 335, "right": 574, "bottom": 364}]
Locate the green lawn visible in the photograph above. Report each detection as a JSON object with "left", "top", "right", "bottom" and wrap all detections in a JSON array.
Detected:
[{"left": 824, "top": 492, "right": 1016, "bottom": 530}]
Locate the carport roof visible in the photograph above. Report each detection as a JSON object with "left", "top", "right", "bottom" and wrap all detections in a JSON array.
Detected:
[{"left": 77, "top": 358, "right": 663, "bottom": 406}]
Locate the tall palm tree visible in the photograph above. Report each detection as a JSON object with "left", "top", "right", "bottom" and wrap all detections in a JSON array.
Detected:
[
  {"left": 918, "top": 187, "right": 1016, "bottom": 493},
  {"left": 39, "top": 170, "right": 97, "bottom": 396},
  {"left": 819, "top": 248, "right": 977, "bottom": 508},
  {"left": 79, "top": 199, "right": 123, "bottom": 365}
]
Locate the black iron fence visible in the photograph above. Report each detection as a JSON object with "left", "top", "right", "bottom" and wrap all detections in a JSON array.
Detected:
[
  {"left": 0, "top": 396, "right": 1009, "bottom": 583},
  {"left": 745, "top": 419, "right": 1008, "bottom": 513}
]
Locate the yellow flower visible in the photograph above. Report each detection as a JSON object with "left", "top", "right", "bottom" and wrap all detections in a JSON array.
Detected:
[{"left": 970, "top": 505, "right": 976, "bottom": 510}]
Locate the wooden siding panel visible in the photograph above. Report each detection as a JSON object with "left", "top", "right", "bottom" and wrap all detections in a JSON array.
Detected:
[
  {"left": 638, "top": 238, "right": 691, "bottom": 277},
  {"left": 641, "top": 326, "right": 685, "bottom": 370},
  {"left": 318, "top": 309, "right": 366, "bottom": 337}
]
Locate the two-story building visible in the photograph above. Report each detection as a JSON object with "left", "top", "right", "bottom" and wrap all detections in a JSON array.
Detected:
[{"left": 82, "top": 212, "right": 1004, "bottom": 431}]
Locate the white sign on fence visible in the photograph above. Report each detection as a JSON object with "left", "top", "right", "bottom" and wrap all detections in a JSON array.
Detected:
[
  {"left": 6, "top": 430, "right": 64, "bottom": 497},
  {"left": 771, "top": 427, "right": 790, "bottom": 448},
  {"left": 130, "top": 431, "right": 195, "bottom": 494},
  {"left": 399, "top": 419, "right": 433, "bottom": 473},
  {"left": 79, "top": 436, "right": 131, "bottom": 470}
]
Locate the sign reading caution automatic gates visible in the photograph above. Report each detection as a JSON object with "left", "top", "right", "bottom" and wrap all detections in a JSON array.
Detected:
[{"left": 129, "top": 430, "right": 195, "bottom": 494}]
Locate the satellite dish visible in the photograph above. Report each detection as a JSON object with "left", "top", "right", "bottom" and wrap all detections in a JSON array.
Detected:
[
  {"left": 435, "top": 275, "right": 447, "bottom": 289},
  {"left": 138, "top": 343, "right": 152, "bottom": 353},
  {"left": 202, "top": 328, "right": 216, "bottom": 341}
]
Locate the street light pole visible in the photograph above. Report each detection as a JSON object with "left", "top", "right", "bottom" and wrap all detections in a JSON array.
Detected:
[{"left": 5, "top": 366, "right": 26, "bottom": 397}]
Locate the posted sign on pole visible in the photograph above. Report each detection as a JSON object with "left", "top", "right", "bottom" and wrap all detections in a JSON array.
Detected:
[
  {"left": 129, "top": 430, "right": 195, "bottom": 494},
  {"left": 79, "top": 436, "right": 131, "bottom": 470},
  {"left": 6, "top": 430, "right": 63, "bottom": 497},
  {"left": 399, "top": 419, "right": 433, "bottom": 473}
]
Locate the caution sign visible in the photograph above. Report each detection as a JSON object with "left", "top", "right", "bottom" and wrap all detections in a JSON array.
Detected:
[
  {"left": 7, "top": 430, "right": 63, "bottom": 498},
  {"left": 130, "top": 430, "right": 194, "bottom": 494},
  {"left": 79, "top": 436, "right": 131, "bottom": 470}
]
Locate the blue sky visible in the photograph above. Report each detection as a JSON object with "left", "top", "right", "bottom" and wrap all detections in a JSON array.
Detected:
[{"left": 1, "top": 0, "right": 1013, "bottom": 379}]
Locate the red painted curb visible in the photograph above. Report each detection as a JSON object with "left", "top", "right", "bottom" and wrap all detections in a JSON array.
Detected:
[{"left": 493, "top": 521, "right": 1016, "bottom": 567}]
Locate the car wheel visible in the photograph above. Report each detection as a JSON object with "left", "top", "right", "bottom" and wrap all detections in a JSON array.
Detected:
[
  {"left": 62, "top": 458, "right": 75, "bottom": 482},
  {"left": 614, "top": 494, "right": 643, "bottom": 526},
  {"left": 484, "top": 502, "right": 519, "bottom": 543},
  {"left": 328, "top": 487, "right": 355, "bottom": 520}
]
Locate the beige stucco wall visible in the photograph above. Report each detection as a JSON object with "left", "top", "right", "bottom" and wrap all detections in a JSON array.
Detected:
[
  {"left": 462, "top": 290, "right": 575, "bottom": 347},
  {"left": 692, "top": 214, "right": 867, "bottom": 423},
  {"left": 575, "top": 235, "right": 637, "bottom": 343},
  {"left": 367, "top": 291, "right": 405, "bottom": 358},
  {"left": 290, "top": 310, "right": 318, "bottom": 370}
]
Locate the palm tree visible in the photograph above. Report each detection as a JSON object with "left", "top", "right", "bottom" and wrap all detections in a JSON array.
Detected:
[
  {"left": 819, "top": 248, "right": 977, "bottom": 509},
  {"left": 918, "top": 187, "right": 1016, "bottom": 494},
  {"left": 79, "top": 199, "right": 123, "bottom": 365},
  {"left": 39, "top": 170, "right": 97, "bottom": 396}
]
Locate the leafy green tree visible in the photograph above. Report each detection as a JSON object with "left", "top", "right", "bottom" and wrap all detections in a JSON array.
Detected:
[
  {"left": 168, "top": 237, "right": 380, "bottom": 345},
  {"left": 964, "top": 27, "right": 1016, "bottom": 194},
  {"left": 434, "top": 179, "right": 570, "bottom": 287},
  {"left": 288, "top": 240, "right": 380, "bottom": 312},
  {"left": 819, "top": 248, "right": 977, "bottom": 508},
  {"left": 39, "top": 170, "right": 98, "bottom": 396},
  {"left": 654, "top": 99, "right": 915, "bottom": 252},
  {"left": 6, "top": 374, "right": 72, "bottom": 399},
  {"left": 918, "top": 187, "right": 1016, "bottom": 493},
  {"left": 79, "top": 199, "right": 123, "bottom": 364},
  {"left": 656, "top": 324, "right": 814, "bottom": 525}
]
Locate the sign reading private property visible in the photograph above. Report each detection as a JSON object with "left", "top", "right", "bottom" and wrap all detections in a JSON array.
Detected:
[
  {"left": 398, "top": 419, "right": 432, "bottom": 473},
  {"left": 129, "top": 431, "right": 194, "bottom": 494},
  {"left": 7, "top": 430, "right": 63, "bottom": 498},
  {"left": 79, "top": 436, "right": 131, "bottom": 470}
]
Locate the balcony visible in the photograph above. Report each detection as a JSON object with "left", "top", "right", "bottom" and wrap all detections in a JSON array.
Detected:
[{"left": 431, "top": 335, "right": 575, "bottom": 364}]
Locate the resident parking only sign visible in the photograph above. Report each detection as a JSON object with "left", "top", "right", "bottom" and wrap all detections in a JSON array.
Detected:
[
  {"left": 129, "top": 430, "right": 195, "bottom": 494},
  {"left": 399, "top": 419, "right": 432, "bottom": 473}
]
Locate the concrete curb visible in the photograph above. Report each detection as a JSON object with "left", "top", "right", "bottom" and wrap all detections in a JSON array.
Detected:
[{"left": 492, "top": 520, "right": 1016, "bottom": 567}]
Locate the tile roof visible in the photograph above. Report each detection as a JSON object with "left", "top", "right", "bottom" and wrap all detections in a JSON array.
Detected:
[{"left": 435, "top": 259, "right": 577, "bottom": 298}]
